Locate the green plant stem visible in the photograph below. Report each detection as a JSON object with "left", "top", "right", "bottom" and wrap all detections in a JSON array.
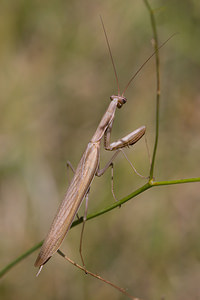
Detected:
[
  {"left": 0, "top": 242, "right": 42, "bottom": 278},
  {"left": 143, "top": 0, "right": 160, "bottom": 179},
  {"left": 151, "top": 177, "right": 200, "bottom": 186},
  {"left": 1, "top": 176, "right": 199, "bottom": 279}
]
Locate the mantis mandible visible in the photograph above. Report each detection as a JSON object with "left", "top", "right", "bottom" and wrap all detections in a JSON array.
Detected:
[{"left": 35, "top": 17, "right": 164, "bottom": 275}]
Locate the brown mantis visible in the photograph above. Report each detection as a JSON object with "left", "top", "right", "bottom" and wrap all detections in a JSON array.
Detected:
[{"left": 35, "top": 17, "right": 168, "bottom": 275}]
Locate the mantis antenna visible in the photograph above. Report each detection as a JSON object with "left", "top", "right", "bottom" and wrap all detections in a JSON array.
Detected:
[
  {"left": 100, "top": 15, "right": 176, "bottom": 97},
  {"left": 100, "top": 15, "right": 121, "bottom": 96}
]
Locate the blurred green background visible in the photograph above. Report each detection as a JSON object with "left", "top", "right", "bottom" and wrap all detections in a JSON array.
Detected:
[{"left": 0, "top": 0, "right": 200, "bottom": 299}]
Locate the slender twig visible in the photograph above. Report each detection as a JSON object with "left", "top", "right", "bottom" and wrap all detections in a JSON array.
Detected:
[{"left": 143, "top": 0, "right": 160, "bottom": 179}]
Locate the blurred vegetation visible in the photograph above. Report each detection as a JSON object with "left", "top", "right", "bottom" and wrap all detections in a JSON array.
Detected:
[{"left": 0, "top": 0, "right": 200, "bottom": 299}]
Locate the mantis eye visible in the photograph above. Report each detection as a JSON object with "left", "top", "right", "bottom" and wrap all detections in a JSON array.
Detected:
[{"left": 117, "top": 97, "right": 127, "bottom": 108}]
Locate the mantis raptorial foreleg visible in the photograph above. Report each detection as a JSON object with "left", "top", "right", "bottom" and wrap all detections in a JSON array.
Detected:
[
  {"left": 104, "top": 122, "right": 146, "bottom": 151},
  {"left": 104, "top": 123, "right": 147, "bottom": 179},
  {"left": 97, "top": 125, "right": 146, "bottom": 177}
]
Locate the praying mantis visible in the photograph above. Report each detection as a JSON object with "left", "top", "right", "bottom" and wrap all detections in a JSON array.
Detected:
[{"left": 35, "top": 17, "right": 165, "bottom": 275}]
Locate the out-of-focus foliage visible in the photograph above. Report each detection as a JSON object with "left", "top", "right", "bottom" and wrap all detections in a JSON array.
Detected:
[{"left": 0, "top": 1, "right": 200, "bottom": 299}]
